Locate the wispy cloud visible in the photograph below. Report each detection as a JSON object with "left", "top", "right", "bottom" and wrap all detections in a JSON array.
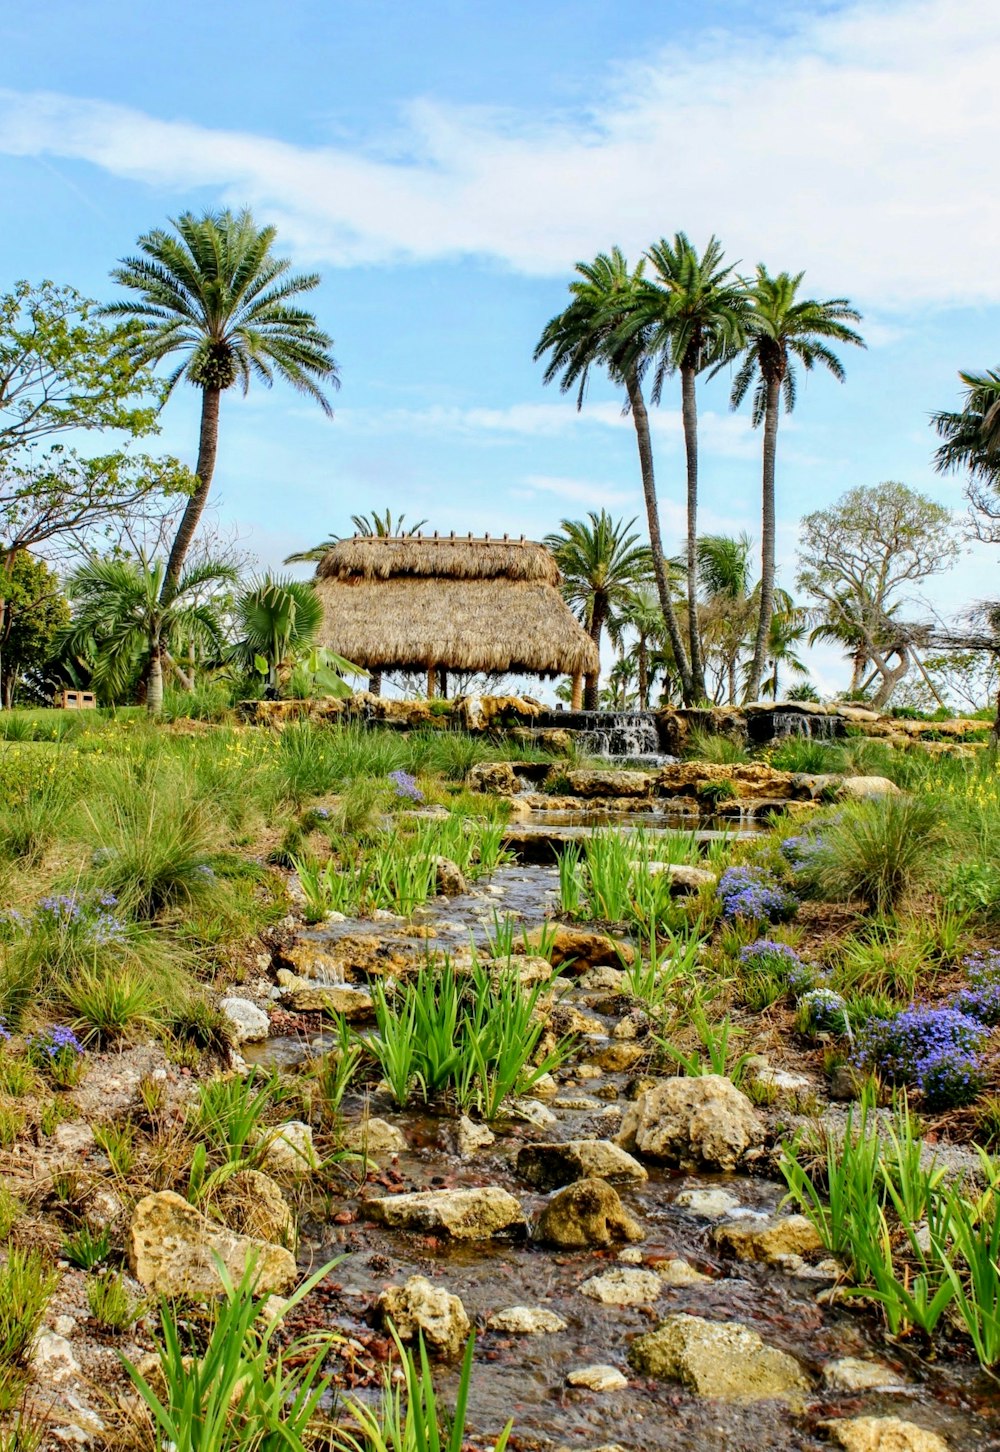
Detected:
[{"left": 0, "top": 1, "right": 995, "bottom": 307}]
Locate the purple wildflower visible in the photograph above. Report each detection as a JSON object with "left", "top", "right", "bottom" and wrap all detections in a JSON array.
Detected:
[
  {"left": 389, "top": 769, "right": 424, "bottom": 803},
  {"left": 856, "top": 1005, "right": 988, "bottom": 1110},
  {"left": 717, "top": 866, "right": 797, "bottom": 924}
]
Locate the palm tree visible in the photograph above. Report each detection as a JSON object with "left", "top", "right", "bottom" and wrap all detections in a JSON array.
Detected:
[
  {"left": 545, "top": 512, "right": 652, "bottom": 709},
  {"left": 697, "top": 533, "right": 756, "bottom": 704},
  {"left": 608, "top": 584, "right": 666, "bottom": 709},
  {"left": 534, "top": 249, "right": 693, "bottom": 702},
  {"left": 103, "top": 209, "right": 339, "bottom": 599},
  {"left": 757, "top": 595, "right": 809, "bottom": 700},
  {"left": 933, "top": 370, "right": 1000, "bottom": 540},
  {"left": 643, "top": 235, "right": 748, "bottom": 699},
  {"left": 231, "top": 575, "right": 324, "bottom": 690},
  {"left": 64, "top": 557, "right": 234, "bottom": 713},
  {"left": 284, "top": 510, "right": 428, "bottom": 565},
  {"left": 729, "top": 267, "right": 863, "bottom": 701}
]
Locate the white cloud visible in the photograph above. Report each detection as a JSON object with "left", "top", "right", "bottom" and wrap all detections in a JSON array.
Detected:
[
  {"left": 518, "top": 473, "right": 634, "bottom": 509},
  {"left": 0, "top": 0, "right": 997, "bottom": 306}
]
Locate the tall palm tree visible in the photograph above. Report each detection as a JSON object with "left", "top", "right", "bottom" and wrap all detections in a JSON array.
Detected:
[
  {"left": 231, "top": 575, "right": 324, "bottom": 689},
  {"left": 608, "top": 584, "right": 666, "bottom": 709},
  {"left": 643, "top": 235, "right": 748, "bottom": 699},
  {"left": 729, "top": 267, "right": 863, "bottom": 701},
  {"left": 534, "top": 249, "right": 693, "bottom": 702},
  {"left": 933, "top": 370, "right": 1000, "bottom": 540},
  {"left": 544, "top": 512, "right": 652, "bottom": 709},
  {"left": 697, "top": 533, "right": 756, "bottom": 704},
  {"left": 284, "top": 509, "right": 428, "bottom": 565},
  {"left": 757, "top": 595, "right": 809, "bottom": 700},
  {"left": 103, "top": 209, "right": 339, "bottom": 600},
  {"left": 64, "top": 557, "right": 234, "bottom": 713}
]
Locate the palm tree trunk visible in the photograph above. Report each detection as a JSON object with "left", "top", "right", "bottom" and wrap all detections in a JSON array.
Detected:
[
  {"left": 147, "top": 646, "right": 164, "bottom": 715},
  {"left": 638, "top": 637, "right": 649, "bottom": 710},
  {"left": 584, "top": 594, "right": 607, "bottom": 711},
  {"left": 624, "top": 372, "right": 693, "bottom": 703},
  {"left": 680, "top": 363, "right": 705, "bottom": 700},
  {"left": 368, "top": 670, "right": 382, "bottom": 696},
  {"left": 745, "top": 374, "right": 781, "bottom": 701},
  {"left": 163, "top": 385, "right": 221, "bottom": 601},
  {"left": 571, "top": 673, "right": 583, "bottom": 710}
]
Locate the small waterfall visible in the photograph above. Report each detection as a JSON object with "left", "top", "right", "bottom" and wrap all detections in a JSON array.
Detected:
[
  {"left": 578, "top": 711, "right": 675, "bottom": 765},
  {"left": 747, "top": 707, "right": 845, "bottom": 745}
]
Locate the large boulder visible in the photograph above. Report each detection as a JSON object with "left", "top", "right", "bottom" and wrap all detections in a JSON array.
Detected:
[
  {"left": 825, "top": 1417, "right": 949, "bottom": 1452},
  {"left": 376, "top": 1275, "right": 470, "bottom": 1361},
  {"left": 216, "top": 1170, "right": 296, "bottom": 1249},
  {"left": 564, "top": 769, "right": 656, "bottom": 799},
  {"left": 128, "top": 1190, "right": 297, "bottom": 1297},
  {"left": 837, "top": 776, "right": 901, "bottom": 799},
  {"left": 628, "top": 1314, "right": 809, "bottom": 1402},
  {"left": 517, "top": 1140, "right": 647, "bottom": 1191},
  {"left": 366, "top": 1187, "right": 527, "bottom": 1241},
  {"left": 657, "top": 762, "right": 800, "bottom": 801},
  {"left": 536, "top": 1178, "right": 643, "bottom": 1249},
  {"left": 711, "top": 1215, "right": 823, "bottom": 1264},
  {"left": 617, "top": 1075, "right": 765, "bottom": 1172},
  {"left": 467, "top": 761, "right": 520, "bottom": 796}
]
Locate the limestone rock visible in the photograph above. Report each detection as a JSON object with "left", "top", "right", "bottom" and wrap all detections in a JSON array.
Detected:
[
  {"left": 342, "top": 1117, "right": 407, "bottom": 1157},
  {"left": 645, "top": 862, "right": 717, "bottom": 894},
  {"left": 522, "top": 923, "right": 634, "bottom": 970},
  {"left": 128, "top": 1190, "right": 296, "bottom": 1297},
  {"left": 628, "top": 1313, "right": 809, "bottom": 1402},
  {"left": 454, "top": 1116, "right": 495, "bottom": 1157},
  {"left": 487, "top": 1305, "right": 567, "bottom": 1334},
  {"left": 367, "top": 1186, "right": 526, "bottom": 1241},
  {"left": 712, "top": 1214, "right": 823, "bottom": 1264},
  {"left": 376, "top": 1275, "right": 470, "bottom": 1361},
  {"left": 275, "top": 975, "right": 374, "bottom": 1019},
  {"left": 219, "top": 997, "right": 270, "bottom": 1044},
  {"left": 584, "top": 1040, "right": 648, "bottom": 1072},
  {"left": 566, "top": 1365, "right": 629, "bottom": 1392},
  {"left": 536, "top": 1178, "right": 643, "bottom": 1249},
  {"left": 259, "top": 1121, "right": 318, "bottom": 1175},
  {"left": 275, "top": 942, "right": 346, "bottom": 981},
  {"left": 823, "top": 1359, "right": 908, "bottom": 1392},
  {"left": 580, "top": 1268, "right": 662, "bottom": 1306},
  {"left": 837, "top": 776, "right": 901, "bottom": 799},
  {"left": 216, "top": 1169, "right": 295, "bottom": 1249},
  {"left": 674, "top": 1188, "right": 742, "bottom": 1219},
  {"left": 564, "top": 768, "right": 656, "bottom": 799},
  {"left": 33, "top": 1333, "right": 80, "bottom": 1385},
  {"left": 617, "top": 1074, "right": 765, "bottom": 1172},
  {"left": 658, "top": 1258, "right": 712, "bottom": 1286},
  {"left": 433, "top": 856, "right": 467, "bottom": 897},
  {"left": 467, "top": 761, "right": 520, "bottom": 796},
  {"left": 826, "top": 1417, "right": 949, "bottom": 1452},
  {"left": 516, "top": 1139, "right": 647, "bottom": 1191}
]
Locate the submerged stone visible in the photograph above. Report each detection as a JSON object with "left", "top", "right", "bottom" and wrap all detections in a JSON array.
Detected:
[
  {"left": 823, "top": 1358, "right": 908, "bottom": 1392},
  {"left": 825, "top": 1417, "right": 949, "bottom": 1452},
  {"left": 486, "top": 1305, "right": 567, "bottom": 1334},
  {"left": 580, "top": 1267, "right": 663, "bottom": 1306},
  {"left": 628, "top": 1313, "right": 809, "bottom": 1402},
  {"left": 566, "top": 1365, "right": 629, "bottom": 1392}
]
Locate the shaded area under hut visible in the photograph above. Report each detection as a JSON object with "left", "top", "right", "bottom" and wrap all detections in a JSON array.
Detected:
[{"left": 313, "top": 533, "right": 600, "bottom": 702}]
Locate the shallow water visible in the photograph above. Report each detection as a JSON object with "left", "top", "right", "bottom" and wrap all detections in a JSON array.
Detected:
[{"left": 265, "top": 864, "right": 996, "bottom": 1450}]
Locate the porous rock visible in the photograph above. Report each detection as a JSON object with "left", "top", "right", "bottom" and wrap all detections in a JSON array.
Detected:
[
  {"left": 376, "top": 1275, "right": 470, "bottom": 1361},
  {"left": 128, "top": 1190, "right": 297, "bottom": 1297},
  {"left": 522, "top": 923, "right": 634, "bottom": 970},
  {"left": 275, "top": 975, "right": 375, "bottom": 1019},
  {"left": 216, "top": 1169, "right": 296, "bottom": 1249},
  {"left": 674, "top": 1187, "right": 742, "bottom": 1219},
  {"left": 536, "top": 1177, "right": 643, "bottom": 1249},
  {"left": 33, "top": 1333, "right": 81, "bottom": 1385},
  {"left": 486, "top": 1306, "right": 567, "bottom": 1334},
  {"left": 342, "top": 1117, "right": 407, "bottom": 1157},
  {"left": 259, "top": 1120, "right": 318, "bottom": 1174},
  {"left": 617, "top": 1074, "right": 765, "bottom": 1172},
  {"left": 580, "top": 1267, "right": 663, "bottom": 1306},
  {"left": 825, "top": 1417, "right": 949, "bottom": 1452},
  {"left": 453, "top": 1115, "right": 495, "bottom": 1157},
  {"left": 566, "top": 1365, "right": 629, "bottom": 1392},
  {"left": 836, "top": 776, "right": 901, "bottom": 799},
  {"left": 711, "top": 1214, "right": 823, "bottom": 1264},
  {"left": 218, "top": 996, "right": 270, "bottom": 1044},
  {"left": 467, "top": 761, "right": 520, "bottom": 796},
  {"left": 367, "top": 1186, "right": 526, "bottom": 1240},
  {"left": 516, "top": 1139, "right": 647, "bottom": 1190},
  {"left": 658, "top": 1258, "right": 712, "bottom": 1286},
  {"left": 823, "top": 1358, "right": 908, "bottom": 1392},
  {"left": 628, "top": 1313, "right": 809, "bottom": 1402},
  {"left": 433, "top": 856, "right": 467, "bottom": 897}
]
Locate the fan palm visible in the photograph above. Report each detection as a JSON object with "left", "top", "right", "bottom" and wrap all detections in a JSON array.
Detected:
[
  {"left": 64, "top": 557, "right": 234, "bottom": 713},
  {"left": 544, "top": 512, "right": 652, "bottom": 709},
  {"left": 284, "top": 510, "right": 428, "bottom": 565},
  {"left": 757, "top": 597, "right": 809, "bottom": 700},
  {"left": 729, "top": 267, "right": 863, "bottom": 700},
  {"left": 642, "top": 235, "right": 748, "bottom": 699},
  {"left": 103, "top": 209, "right": 339, "bottom": 599},
  {"left": 608, "top": 584, "right": 666, "bottom": 709},
  {"left": 231, "top": 576, "right": 324, "bottom": 688},
  {"left": 534, "top": 249, "right": 693, "bottom": 701}
]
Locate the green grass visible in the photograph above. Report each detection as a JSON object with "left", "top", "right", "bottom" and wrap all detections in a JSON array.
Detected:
[{"left": 805, "top": 794, "right": 949, "bottom": 912}]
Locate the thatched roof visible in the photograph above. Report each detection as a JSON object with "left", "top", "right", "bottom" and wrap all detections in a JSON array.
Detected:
[{"left": 314, "top": 534, "right": 598, "bottom": 677}]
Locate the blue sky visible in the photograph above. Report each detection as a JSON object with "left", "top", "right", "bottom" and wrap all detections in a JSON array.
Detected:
[{"left": 0, "top": 0, "right": 996, "bottom": 695}]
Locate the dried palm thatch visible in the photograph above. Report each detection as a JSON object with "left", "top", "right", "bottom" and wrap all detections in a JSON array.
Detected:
[{"left": 314, "top": 534, "right": 598, "bottom": 677}]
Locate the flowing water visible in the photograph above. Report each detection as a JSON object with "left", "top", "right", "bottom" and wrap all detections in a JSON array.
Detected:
[{"left": 251, "top": 863, "right": 994, "bottom": 1451}]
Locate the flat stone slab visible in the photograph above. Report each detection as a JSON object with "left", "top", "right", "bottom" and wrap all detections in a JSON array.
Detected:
[{"left": 366, "top": 1186, "right": 527, "bottom": 1241}]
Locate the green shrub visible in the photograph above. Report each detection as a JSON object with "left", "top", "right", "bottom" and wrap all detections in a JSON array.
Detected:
[
  {"left": 768, "top": 738, "right": 849, "bottom": 774},
  {"left": 194, "top": 1071, "right": 289, "bottom": 1165},
  {"left": 807, "top": 795, "right": 948, "bottom": 912},
  {"left": 60, "top": 1225, "right": 112, "bottom": 1272},
  {"left": 85, "top": 783, "right": 225, "bottom": 919},
  {"left": 0, "top": 1249, "right": 59, "bottom": 1369},
  {"left": 62, "top": 966, "right": 162, "bottom": 1046}
]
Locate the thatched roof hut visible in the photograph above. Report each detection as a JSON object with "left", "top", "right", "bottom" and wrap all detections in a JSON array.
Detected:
[{"left": 314, "top": 534, "right": 598, "bottom": 691}]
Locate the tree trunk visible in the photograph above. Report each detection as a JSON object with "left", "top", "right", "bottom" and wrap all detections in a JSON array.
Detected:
[
  {"left": 849, "top": 647, "right": 868, "bottom": 695},
  {"left": 745, "top": 373, "right": 781, "bottom": 702},
  {"left": 637, "top": 637, "right": 648, "bottom": 710},
  {"left": 870, "top": 647, "right": 910, "bottom": 710},
  {"left": 680, "top": 363, "right": 705, "bottom": 700},
  {"left": 426, "top": 665, "right": 437, "bottom": 698},
  {"left": 584, "top": 593, "right": 607, "bottom": 711},
  {"left": 163, "top": 386, "right": 221, "bottom": 601},
  {"left": 368, "top": 670, "right": 382, "bottom": 696},
  {"left": 147, "top": 646, "right": 164, "bottom": 715},
  {"left": 624, "top": 372, "right": 693, "bottom": 703},
  {"left": 571, "top": 673, "right": 583, "bottom": 710},
  {"left": 439, "top": 668, "right": 448, "bottom": 700}
]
